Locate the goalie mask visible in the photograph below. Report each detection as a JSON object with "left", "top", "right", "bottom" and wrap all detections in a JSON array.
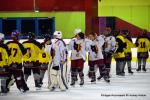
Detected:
[{"left": 54, "top": 31, "right": 62, "bottom": 39}]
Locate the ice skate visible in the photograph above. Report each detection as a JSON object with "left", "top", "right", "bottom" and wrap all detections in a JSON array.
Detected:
[
  {"left": 136, "top": 66, "right": 141, "bottom": 72},
  {"left": 70, "top": 79, "right": 75, "bottom": 87},
  {"left": 79, "top": 79, "right": 84, "bottom": 86},
  {"left": 35, "top": 85, "right": 41, "bottom": 90},
  {"left": 128, "top": 70, "right": 134, "bottom": 74},
  {"left": 142, "top": 67, "right": 147, "bottom": 72},
  {"left": 97, "top": 75, "right": 103, "bottom": 80},
  {"left": 0, "top": 93, "right": 7, "bottom": 96},
  {"left": 91, "top": 77, "right": 96, "bottom": 84},
  {"left": 104, "top": 76, "right": 110, "bottom": 83},
  {"left": 49, "top": 87, "right": 56, "bottom": 91}
]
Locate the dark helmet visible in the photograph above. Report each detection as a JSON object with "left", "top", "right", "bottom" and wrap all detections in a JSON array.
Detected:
[
  {"left": 78, "top": 32, "right": 85, "bottom": 39},
  {"left": 120, "top": 30, "right": 129, "bottom": 36},
  {"left": 103, "top": 27, "right": 112, "bottom": 36},
  {"left": 11, "top": 30, "right": 20, "bottom": 40},
  {"left": 44, "top": 34, "right": 51, "bottom": 42},
  {"left": 141, "top": 29, "right": 148, "bottom": 36},
  {"left": 112, "top": 30, "right": 120, "bottom": 37},
  {"left": 28, "top": 32, "right": 35, "bottom": 40}
]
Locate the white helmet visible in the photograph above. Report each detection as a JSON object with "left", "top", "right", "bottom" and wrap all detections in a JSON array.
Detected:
[
  {"left": 53, "top": 31, "right": 62, "bottom": 39},
  {"left": 74, "top": 28, "right": 81, "bottom": 35},
  {"left": 0, "top": 33, "right": 4, "bottom": 41}
]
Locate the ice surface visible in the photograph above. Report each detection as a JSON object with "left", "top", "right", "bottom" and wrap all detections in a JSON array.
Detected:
[{"left": 0, "top": 62, "right": 150, "bottom": 100}]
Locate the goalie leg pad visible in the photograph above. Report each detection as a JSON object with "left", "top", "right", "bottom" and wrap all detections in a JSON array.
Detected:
[{"left": 49, "top": 69, "right": 59, "bottom": 89}]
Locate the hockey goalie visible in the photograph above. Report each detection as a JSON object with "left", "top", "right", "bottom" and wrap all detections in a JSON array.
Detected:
[{"left": 45, "top": 31, "right": 68, "bottom": 91}]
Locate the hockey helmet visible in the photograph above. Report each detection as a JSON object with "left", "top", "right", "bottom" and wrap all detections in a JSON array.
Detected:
[
  {"left": 77, "top": 32, "right": 85, "bottom": 39},
  {"left": 11, "top": 31, "right": 20, "bottom": 39},
  {"left": 44, "top": 34, "right": 51, "bottom": 42},
  {"left": 53, "top": 31, "right": 62, "bottom": 39},
  {"left": 74, "top": 28, "right": 82, "bottom": 35},
  {"left": 28, "top": 32, "right": 35, "bottom": 40}
]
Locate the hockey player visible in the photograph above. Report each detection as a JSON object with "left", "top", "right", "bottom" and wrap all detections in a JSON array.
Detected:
[
  {"left": 39, "top": 34, "right": 51, "bottom": 86},
  {"left": 97, "top": 27, "right": 116, "bottom": 80},
  {"left": 45, "top": 31, "right": 68, "bottom": 91},
  {"left": 68, "top": 28, "right": 82, "bottom": 82},
  {"left": 23, "top": 32, "right": 42, "bottom": 89},
  {"left": 0, "top": 33, "right": 10, "bottom": 95},
  {"left": 87, "top": 33, "right": 105, "bottom": 83},
  {"left": 6, "top": 31, "right": 29, "bottom": 92},
  {"left": 124, "top": 30, "right": 135, "bottom": 74},
  {"left": 114, "top": 30, "right": 126, "bottom": 76},
  {"left": 135, "top": 30, "right": 150, "bottom": 72},
  {"left": 69, "top": 32, "right": 86, "bottom": 86}
]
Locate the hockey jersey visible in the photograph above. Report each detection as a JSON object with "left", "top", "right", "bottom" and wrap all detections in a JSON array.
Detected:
[
  {"left": 38, "top": 43, "right": 51, "bottom": 64},
  {"left": 114, "top": 35, "right": 126, "bottom": 59},
  {"left": 69, "top": 38, "right": 87, "bottom": 60},
  {"left": 87, "top": 38, "right": 104, "bottom": 61},
  {"left": 6, "top": 41, "right": 26, "bottom": 64},
  {"left": 23, "top": 40, "right": 42, "bottom": 62},
  {"left": 45, "top": 39, "right": 67, "bottom": 66},
  {"left": 97, "top": 35, "right": 105, "bottom": 50},
  {"left": 103, "top": 35, "right": 116, "bottom": 53},
  {"left": 0, "top": 44, "right": 10, "bottom": 67},
  {"left": 124, "top": 36, "right": 135, "bottom": 53},
  {"left": 135, "top": 36, "right": 150, "bottom": 53}
]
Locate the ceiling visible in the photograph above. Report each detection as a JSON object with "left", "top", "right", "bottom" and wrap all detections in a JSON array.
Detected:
[{"left": 0, "top": 0, "right": 85, "bottom": 11}]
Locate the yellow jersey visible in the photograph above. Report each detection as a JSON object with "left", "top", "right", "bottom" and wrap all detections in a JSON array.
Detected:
[
  {"left": 6, "top": 41, "right": 26, "bottom": 64},
  {"left": 135, "top": 36, "right": 150, "bottom": 53},
  {"left": 38, "top": 43, "right": 51, "bottom": 64},
  {"left": 23, "top": 40, "right": 42, "bottom": 62},
  {"left": 0, "top": 44, "right": 10, "bottom": 67},
  {"left": 124, "top": 37, "right": 135, "bottom": 53},
  {"left": 114, "top": 35, "right": 126, "bottom": 59}
]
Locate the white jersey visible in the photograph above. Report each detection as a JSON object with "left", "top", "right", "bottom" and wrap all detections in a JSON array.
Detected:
[
  {"left": 97, "top": 35, "right": 105, "bottom": 50},
  {"left": 104, "top": 35, "right": 116, "bottom": 52},
  {"left": 45, "top": 39, "right": 66, "bottom": 66},
  {"left": 69, "top": 38, "right": 87, "bottom": 60},
  {"left": 87, "top": 38, "right": 104, "bottom": 61}
]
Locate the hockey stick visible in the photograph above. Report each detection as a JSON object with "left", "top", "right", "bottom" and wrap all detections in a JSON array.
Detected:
[
  {"left": 65, "top": 61, "right": 68, "bottom": 83},
  {"left": 60, "top": 63, "right": 68, "bottom": 89}
]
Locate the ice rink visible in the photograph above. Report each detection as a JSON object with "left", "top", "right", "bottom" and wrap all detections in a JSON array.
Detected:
[{"left": 0, "top": 62, "right": 150, "bottom": 100}]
